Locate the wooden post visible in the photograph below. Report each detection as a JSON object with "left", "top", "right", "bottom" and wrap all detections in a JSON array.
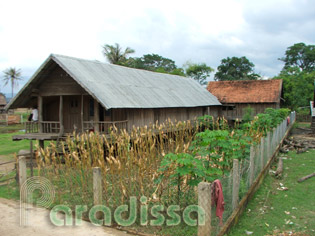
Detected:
[
  {"left": 59, "top": 96, "right": 64, "bottom": 135},
  {"left": 267, "top": 131, "right": 271, "bottom": 160},
  {"left": 249, "top": 145, "right": 255, "bottom": 187},
  {"left": 38, "top": 95, "right": 43, "bottom": 133},
  {"left": 39, "top": 140, "right": 44, "bottom": 150},
  {"left": 260, "top": 138, "right": 264, "bottom": 171},
  {"left": 93, "top": 167, "right": 102, "bottom": 205},
  {"left": 207, "top": 107, "right": 210, "bottom": 116},
  {"left": 232, "top": 159, "right": 240, "bottom": 210},
  {"left": 198, "top": 182, "right": 211, "bottom": 236},
  {"left": 94, "top": 99, "right": 99, "bottom": 133},
  {"left": 81, "top": 95, "right": 84, "bottom": 132},
  {"left": 19, "top": 156, "right": 27, "bottom": 188},
  {"left": 30, "top": 140, "right": 33, "bottom": 177}
]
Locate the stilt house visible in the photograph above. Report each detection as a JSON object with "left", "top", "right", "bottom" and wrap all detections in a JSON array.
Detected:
[{"left": 6, "top": 54, "right": 221, "bottom": 145}]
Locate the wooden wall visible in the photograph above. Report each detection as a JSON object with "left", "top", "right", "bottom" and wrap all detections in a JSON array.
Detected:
[
  {"left": 125, "top": 106, "right": 219, "bottom": 131},
  {"left": 38, "top": 66, "right": 86, "bottom": 96},
  {"left": 219, "top": 103, "right": 279, "bottom": 120}
]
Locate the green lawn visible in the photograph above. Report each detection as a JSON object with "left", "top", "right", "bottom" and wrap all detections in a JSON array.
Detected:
[
  {"left": 294, "top": 122, "right": 311, "bottom": 129},
  {"left": 0, "top": 131, "right": 33, "bottom": 156},
  {"left": 229, "top": 150, "right": 315, "bottom": 235}
]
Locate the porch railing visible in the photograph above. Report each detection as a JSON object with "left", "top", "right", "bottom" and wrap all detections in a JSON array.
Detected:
[
  {"left": 41, "top": 121, "right": 61, "bottom": 133},
  {"left": 25, "top": 121, "right": 39, "bottom": 133},
  {"left": 25, "top": 121, "right": 60, "bottom": 134},
  {"left": 83, "top": 120, "right": 128, "bottom": 134}
]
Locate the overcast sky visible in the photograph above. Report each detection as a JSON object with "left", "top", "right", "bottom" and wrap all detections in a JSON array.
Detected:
[{"left": 0, "top": 0, "right": 314, "bottom": 94}]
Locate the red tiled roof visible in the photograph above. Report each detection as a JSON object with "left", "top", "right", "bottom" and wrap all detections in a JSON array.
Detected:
[{"left": 207, "top": 79, "right": 282, "bottom": 104}]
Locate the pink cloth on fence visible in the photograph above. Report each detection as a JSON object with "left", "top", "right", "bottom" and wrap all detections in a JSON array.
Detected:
[{"left": 211, "top": 179, "right": 225, "bottom": 225}]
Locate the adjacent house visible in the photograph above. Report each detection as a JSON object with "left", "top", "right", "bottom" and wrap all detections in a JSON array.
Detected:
[
  {"left": 207, "top": 79, "right": 283, "bottom": 120},
  {"left": 0, "top": 93, "right": 7, "bottom": 113},
  {"left": 6, "top": 54, "right": 221, "bottom": 145}
]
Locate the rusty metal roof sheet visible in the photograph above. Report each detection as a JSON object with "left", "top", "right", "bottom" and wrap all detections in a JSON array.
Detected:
[{"left": 207, "top": 79, "right": 282, "bottom": 104}]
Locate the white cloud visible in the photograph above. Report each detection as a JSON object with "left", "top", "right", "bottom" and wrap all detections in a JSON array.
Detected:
[{"left": 0, "top": 0, "right": 314, "bottom": 93}]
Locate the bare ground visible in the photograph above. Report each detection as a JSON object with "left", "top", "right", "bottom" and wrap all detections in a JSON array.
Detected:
[{"left": 0, "top": 197, "right": 132, "bottom": 236}]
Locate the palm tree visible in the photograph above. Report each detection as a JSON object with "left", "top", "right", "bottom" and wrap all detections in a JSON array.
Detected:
[
  {"left": 102, "top": 43, "right": 135, "bottom": 64},
  {"left": 2, "top": 67, "right": 22, "bottom": 98}
]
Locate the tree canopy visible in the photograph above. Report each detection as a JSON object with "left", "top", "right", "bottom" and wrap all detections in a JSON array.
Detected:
[
  {"left": 214, "top": 56, "right": 260, "bottom": 81},
  {"left": 274, "top": 70, "right": 315, "bottom": 110},
  {"left": 102, "top": 43, "right": 135, "bottom": 64},
  {"left": 275, "top": 42, "right": 315, "bottom": 110},
  {"left": 2, "top": 67, "right": 22, "bottom": 98},
  {"left": 279, "top": 42, "right": 315, "bottom": 73},
  {"left": 125, "top": 54, "right": 178, "bottom": 72},
  {"left": 185, "top": 63, "right": 214, "bottom": 85}
]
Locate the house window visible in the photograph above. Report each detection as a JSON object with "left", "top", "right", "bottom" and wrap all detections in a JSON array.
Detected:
[{"left": 222, "top": 106, "right": 235, "bottom": 111}]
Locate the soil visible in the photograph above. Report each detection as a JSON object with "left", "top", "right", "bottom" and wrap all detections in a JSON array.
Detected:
[
  {"left": 290, "top": 127, "right": 315, "bottom": 144},
  {"left": 0, "top": 197, "right": 132, "bottom": 236}
]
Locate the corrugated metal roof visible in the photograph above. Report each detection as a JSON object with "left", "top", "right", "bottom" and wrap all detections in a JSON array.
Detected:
[
  {"left": 52, "top": 54, "right": 221, "bottom": 109},
  {"left": 6, "top": 54, "right": 221, "bottom": 110}
]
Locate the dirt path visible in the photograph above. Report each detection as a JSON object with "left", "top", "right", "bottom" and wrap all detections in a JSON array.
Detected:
[{"left": 0, "top": 198, "right": 132, "bottom": 236}]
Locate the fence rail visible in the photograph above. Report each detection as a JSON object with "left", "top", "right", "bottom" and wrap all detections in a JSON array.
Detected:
[
  {"left": 41, "top": 121, "right": 61, "bottom": 133},
  {"left": 25, "top": 121, "right": 39, "bottom": 133}
]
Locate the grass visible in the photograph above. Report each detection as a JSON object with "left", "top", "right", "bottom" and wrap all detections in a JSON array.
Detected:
[
  {"left": 229, "top": 149, "right": 315, "bottom": 236},
  {"left": 0, "top": 172, "right": 19, "bottom": 200},
  {"left": 294, "top": 122, "right": 311, "bottom": 129},
  {"left": 0, "top": 131, "right": 34, "bottom": 156}
]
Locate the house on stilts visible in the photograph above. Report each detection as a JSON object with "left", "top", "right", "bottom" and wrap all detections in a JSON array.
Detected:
[{"left": 6, "top": 54, "right": 221, "bottom": 148}]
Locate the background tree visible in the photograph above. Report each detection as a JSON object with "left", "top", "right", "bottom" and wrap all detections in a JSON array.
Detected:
[
  {"left": 185, "top": 63, "right": 214, "bottom": 85},
  {"left": 279, "top": 42, "right": 315, "bottom": 73},
  {"left": 214, "top": 56, "right": 260, "bottom": 81},
  {"left": 274, "top": 70, "right": 315, "bottom": 110},
  {"left": 125, "top": 53, "right": 185, "bottom": 75},
  {"left": 102, "top": 43, "right": 135, "bottom": 64},
  {"left": 2, "top": 67, "right": 22, "bottom": 98},
  {"left": 126, "top": 54, "right": 177, "bottom": 72}
]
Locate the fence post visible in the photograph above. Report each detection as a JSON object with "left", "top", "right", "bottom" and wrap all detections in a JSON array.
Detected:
[
  {"left": 267, "top": 131, "right": 271, "bottom": 161},
  {"left": 272, "top": 128, "right": 276, "bottom": 153},
  {"left": 19, "top": 156, "right": 27, "bottom": 188},
  {"left": 249, "top": 146, "right": 255, "bottom": 187},
  {"left": 232, "top": 159, "right": 240, "bottom": 210},
  {"left": 93, "top": 167, "right": 102, "bottom": 205},
  {"left": 30, "top": 140, "right": 33, "bottom": 177},
  {"left": 260, "top": 137, "right": 264, "bottom": 171},
  {"left": 198, "top": 182, "right": 211, "bottom": 236}
]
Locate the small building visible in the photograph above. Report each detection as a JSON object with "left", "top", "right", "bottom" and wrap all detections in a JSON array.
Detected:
[
  {"left": 6, "top": 54, "right": 221, "bottom": 145},
  {"left": 207, "top": 79, "right": 283, "bottom": 120},
  {"left": 0, "top": 93, "right": 7, "bottom": 113}
]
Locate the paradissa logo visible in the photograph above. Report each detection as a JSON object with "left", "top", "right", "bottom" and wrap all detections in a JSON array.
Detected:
[{"left": 50, "top": 196, "right": 205, "bottom": 227}]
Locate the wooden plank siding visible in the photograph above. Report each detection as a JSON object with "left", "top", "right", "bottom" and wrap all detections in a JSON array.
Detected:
[
  {"left": 219, "top": 103, "right": 278, "bottom": 120},
  {"left": 125, "top": 107, "right": 217, "bottom": 131},
  {"left": 38, "top": 66, "right": 86, "bottom": 96}
]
